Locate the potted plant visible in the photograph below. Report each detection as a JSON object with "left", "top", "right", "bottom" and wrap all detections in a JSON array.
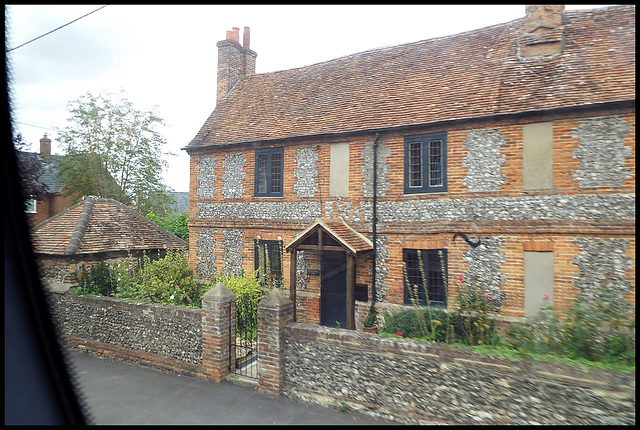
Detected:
[{"left": 362, "top": 311, "right": 378, "bottom": 334}]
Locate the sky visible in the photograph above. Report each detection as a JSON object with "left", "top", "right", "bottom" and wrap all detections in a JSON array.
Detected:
[{"left": 5, "top": 4, "right": 611, "bottom": 193}]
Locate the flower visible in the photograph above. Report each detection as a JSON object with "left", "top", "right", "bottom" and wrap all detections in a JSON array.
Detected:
[
  {"left": 542, "top": 294, "right": 549, "bottom": 300},
  {"left": 458, "top": 275, "right": 465, "bottom": 282},
  {"left": 483, "top": 292, "right": 490, "bottom": 299},
  {"left": 395, "top": 332, "right": 403, "bottom": 337},
  {"left": 162, "top": 244, "right": 167, "bottom": 249},
  {"left": 175, "top": 285, "right": 180, "bottom": 289}
]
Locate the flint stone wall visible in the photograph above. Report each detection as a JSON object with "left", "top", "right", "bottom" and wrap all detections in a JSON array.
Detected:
[
  {"left": 47, "top": 293, "right": 202, "bottom": 375},
  {"left": 283, "top": 323, "right": 635, "bottom": 425}
]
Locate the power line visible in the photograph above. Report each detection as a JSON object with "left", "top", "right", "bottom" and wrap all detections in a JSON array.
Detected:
[
  {"left": 6, "top": 5, "right": 108, "bottom": 53},
  {"left": 13, "top": 121, "right": 55, "bottom": 131}
]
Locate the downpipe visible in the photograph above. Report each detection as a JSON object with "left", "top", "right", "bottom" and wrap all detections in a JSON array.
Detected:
[{"left": 370, "top": 133, "right": 380, "bottom": 315}]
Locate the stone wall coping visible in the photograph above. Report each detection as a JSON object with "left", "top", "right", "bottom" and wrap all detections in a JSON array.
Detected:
[
  {"left": 202, "top": 282, "right": 235, "bottom": 303},
  {"left": 60, "top": 293, "right": 201, "bottom": 318},
  {"left": 258, "top": 289, "right": 293, "bottom": 310}
]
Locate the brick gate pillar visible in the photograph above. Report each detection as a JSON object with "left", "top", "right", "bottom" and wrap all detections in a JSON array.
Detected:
[
  {"left": 257, "top": 289, "right": 293, "bottom": 396},
  {"left": 201, "top": 282, "right": 236, "bottom": 383}
]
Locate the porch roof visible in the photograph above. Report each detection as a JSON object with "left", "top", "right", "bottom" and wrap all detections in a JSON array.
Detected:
[{"left": 285, "top": 217, "right": 373, "bottom": 255}]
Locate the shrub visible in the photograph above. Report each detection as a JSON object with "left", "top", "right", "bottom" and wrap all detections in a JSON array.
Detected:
[
  {"left": 363, "top": 311, "right": 376, "bottom": 328},
  {"left": 501, "top": 284, "right": 635, "bottom": 365},
  {"left": 114, "top": 249, "right": 207, "bottom": 307},
  {"left": 74, "top": 261, "right": 117, "bottom": 297},
  {"left": 146, "top": 209, "right": 189, "bottom": 241},
  {"left": 453, "top": 275, "right": 501, "bottom": 347},
  {"left": 215, "top": 273, "right": 266, "bottom": 341},
  {"left": 382, "top": 308, "right": 463, "bottom": 342}
]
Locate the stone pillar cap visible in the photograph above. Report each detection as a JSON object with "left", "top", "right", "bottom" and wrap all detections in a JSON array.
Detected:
[
  {"left": 202, "top": 282, "right": 236, "bottom": 303},
  {"left": 258, "top": 288, "right": 292, "bottom": 310}
]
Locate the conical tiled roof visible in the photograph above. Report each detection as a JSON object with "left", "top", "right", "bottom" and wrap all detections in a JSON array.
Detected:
[{"left": 31, "top": 197, "right": 187, "bottom": 255}]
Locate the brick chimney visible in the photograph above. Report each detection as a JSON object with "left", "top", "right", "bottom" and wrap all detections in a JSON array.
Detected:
[
  {"left": 517, "top": 5, "right": 565, "bottom": 61},
  {"left": 39, "top": 133, "right": 51, "bottom": 162},
  {"left": 216, "top": 26, "right": 257, "bottom": 103}
]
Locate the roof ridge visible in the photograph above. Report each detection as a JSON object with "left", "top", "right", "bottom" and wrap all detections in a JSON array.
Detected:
[
  {"left": 64, "top": 197, "right": 95, "bottom": 255},
  {"left": 250, "top": 18, "right": 523, "bottom": 77}
]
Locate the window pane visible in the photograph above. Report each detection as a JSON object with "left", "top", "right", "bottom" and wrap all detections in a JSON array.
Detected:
[
  {"left": 25, "top": 199, "right": 37, "bottom": 213},
  {"left": 403, "top": 249, "right": 447, "bottom": 307},
  {"left": 408, "top": 141, "right": 423, "bottom": 188},
  {"left": 428, "top": 140, "right": 443, "bottom": 187},
  {"left": 256, "top": 240, "right": 283, "bottom": 288},
  {"left": 270, "top": 153, "right": 282, "bottom": 193},
  {"left": 426, "top": 253, "right": 446, "bottom": 304},
  {"left": 404, "top": 250, "right": 427, "bottom": 305},
  {"left": 257, "top": 154, "right": 268, "bottom": 193}
]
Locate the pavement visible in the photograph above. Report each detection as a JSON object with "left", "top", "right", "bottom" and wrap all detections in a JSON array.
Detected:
[{"left": 64, "top": 348, "right": 399, "bottom": 425}]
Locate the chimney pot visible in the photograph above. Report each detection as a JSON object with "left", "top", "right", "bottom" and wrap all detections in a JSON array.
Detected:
[
  {"left": 243, "top": 27, "right": 250, "bottom": 49},
  {"left": 231, "top": 27, "right": 240, "bottom": 43},
  {"left": 40, "top": 133, "right": 52, "bottom": 162}
]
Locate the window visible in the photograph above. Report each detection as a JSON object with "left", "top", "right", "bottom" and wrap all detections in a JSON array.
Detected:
[
  {"left": 255, "top": 148, "right": 284, "bottom": 197},
  {"left": 25, "top": 198, "right": 37, "bottom": 213},
  {"left": 403, "top": 249, "right": 447, "bottom": 307},
  {"left": 255, "top": 239, "right": 283, "bottom": 289},
  {"left": 404, "top": 132, "right": 447, "bottom": 193}
]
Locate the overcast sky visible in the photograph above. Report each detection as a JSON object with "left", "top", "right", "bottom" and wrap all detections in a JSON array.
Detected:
[{"left": 5, "top": 4, "right": 610, "bottom": 193}]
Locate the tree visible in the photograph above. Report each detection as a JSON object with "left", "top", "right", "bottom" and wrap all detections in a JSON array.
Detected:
[
  {"left": 56, "top": 90, "right": 174, "bottom": 215},
  {"left": 146, "top": 209, "right": 189, "bottom": 241},
  {"left": 13, "top": 132, "right": 47, "bottom": 205}
]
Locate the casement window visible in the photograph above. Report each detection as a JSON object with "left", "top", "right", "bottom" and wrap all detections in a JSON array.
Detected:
[
  {"left": 404, "top": 132, "right": 447, "bottom": 194},
  {"left": 403, "top": 249, "right": 448, "bottom": 307},
  {"left": 25, "top": 198, "right": 37, "bottom": 214},
  {"left": 255, "top": 147, "right": 284, "bottom": 197},
  {"left": 255, "top": 239, "right": 283, "bottom": 289}
]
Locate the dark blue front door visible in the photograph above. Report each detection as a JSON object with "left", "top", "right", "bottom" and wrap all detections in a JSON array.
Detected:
[{"left": 321, "top": 251, "right": 347, "bottom": 328}]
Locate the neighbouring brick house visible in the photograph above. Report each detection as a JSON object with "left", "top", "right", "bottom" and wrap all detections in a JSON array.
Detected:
[
  {"left": 31, "top": 197, "right": 187, "bottom": 292},
  {"left": 21, "top": 134, "right": 78, "bottom": 227},
  {"left": 184, "top": 5, "right": 635, "bottom": 330}
]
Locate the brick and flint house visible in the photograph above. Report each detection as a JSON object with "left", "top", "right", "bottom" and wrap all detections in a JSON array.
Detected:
[{"left": 184, "top": 5, "right": 635, "bottom": 330}]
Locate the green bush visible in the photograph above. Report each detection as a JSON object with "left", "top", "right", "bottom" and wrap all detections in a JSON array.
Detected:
[
  {"left": 114, "top": 249, "right": 207, "bottom": 307},
  {"left": 501, "top": 283, "right": 635, "bottom": 366},
  {"left": 382, "top": 308, "right": 463, "bottom": 342},
  {"left": 215, "top": 273, "right": 267, "bottom": 341},
  {"left": 74, "top": 261, "right": 117, "bottom": 297},
  {"left": 453, "top": 276, "right": 500, "bottom": 347},
  {"left": 146, "top": 209, "right": 189, "bottom": 241}
]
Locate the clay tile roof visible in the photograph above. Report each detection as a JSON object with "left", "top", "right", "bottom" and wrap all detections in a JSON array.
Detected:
[
  {"left": 31, "top": 197, "right": 187, "bottom": 256},
  {"left": 186, "top": 5, "right": 635, "bottom": 150},
  {"left": 285, "top": 217, "right": 373, "bottom": 254}
]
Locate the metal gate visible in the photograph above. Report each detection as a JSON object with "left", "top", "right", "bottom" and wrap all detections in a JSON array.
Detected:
[{"left": 231, "top": 294, "right": 258, "bottom": 379}]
